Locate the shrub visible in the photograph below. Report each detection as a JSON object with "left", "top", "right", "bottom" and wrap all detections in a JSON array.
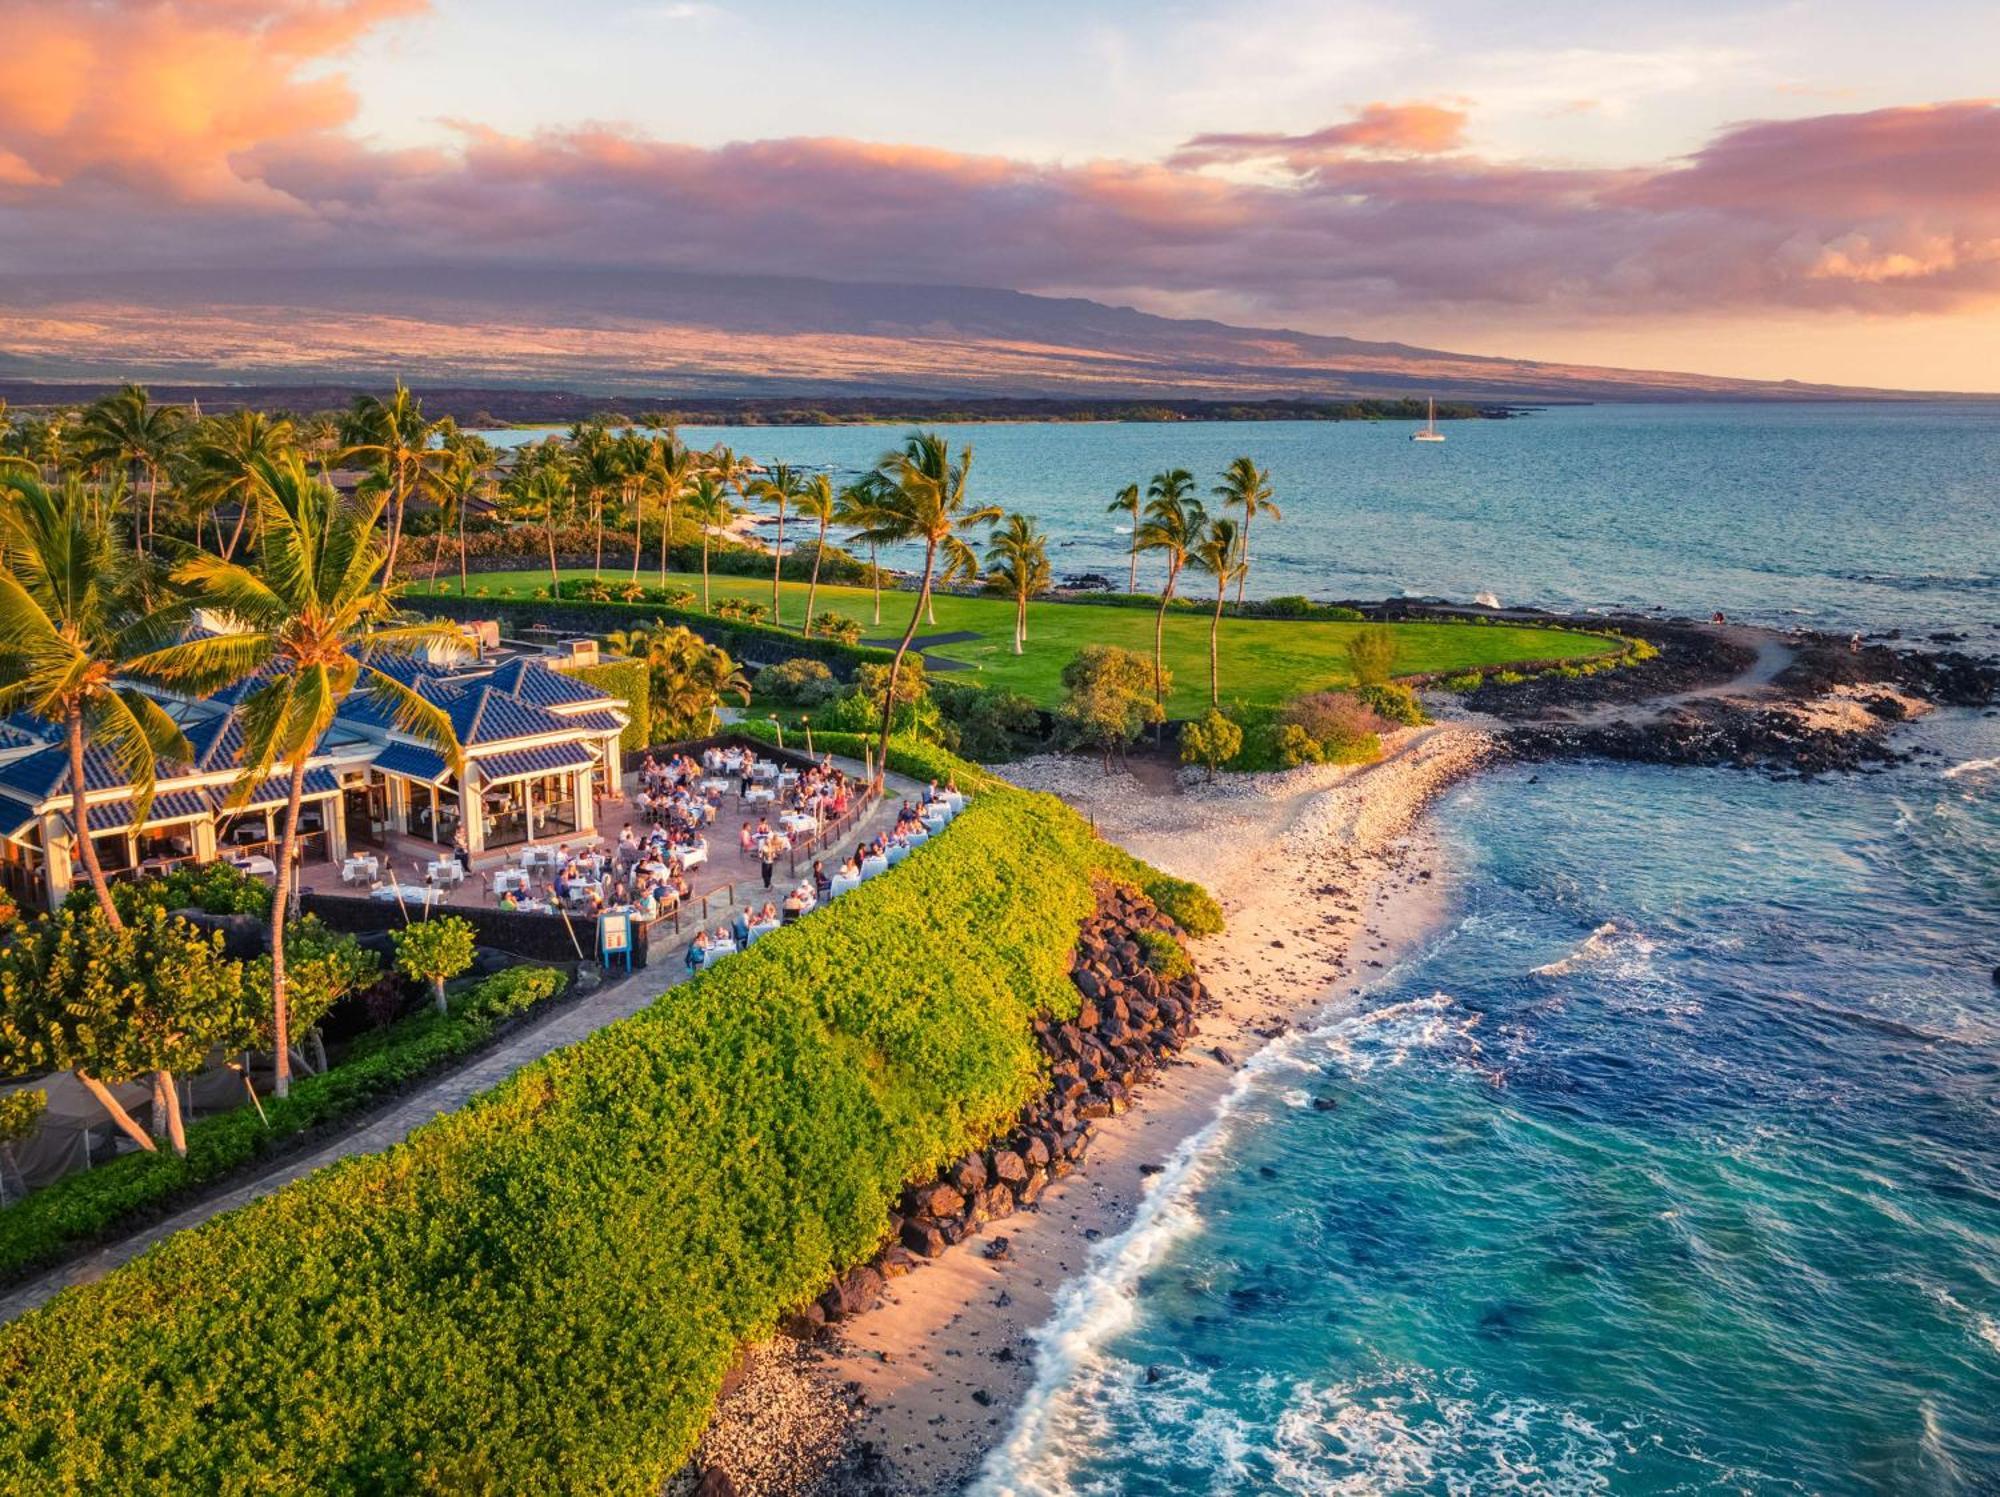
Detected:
[
  {"left": 1135, "top": 927, "right": 1194, "bottom": 980},
  {"left": 455, "top": 966, "right": 566, "bottom": 1021},
  {"left": 390, "top": 917, "right": 478, "bottom": 1014},
  {"left": 1179, "top": 709, "right": 1243, "bottom": 781},
  {"left": 1441, "top": 671, "right": 1484, "bottom": 693},
  {"left": 1493, "top": 670, "right": 1528, "bottom": 686},
  {"left": 1273, "top": 722, "right": 1324, "bottom": 768},
  {"left": 0, "top": 1090, "right": 45, "bottom": 1149},
  {"left": 1140, "top": 875, "right": 1224, "bottom": 937},
  {"left": 934, "top": 681, "right": 1041, "bottom": 762},
  {"left": 714, "top": 596, "right": 768, "bottom": 625},
  {"left": 0, "top": 749, "right": 1213, "bottom": 1493},
  {"left": 1356, "top": 682, "right": 1427, "bottom": 726},
  {"left": 1285, "top": 690, "right": 1387, "bottom": 746},
  {"left": 66, "top": 859, "right": 275, "bottom": 920},
  {"left": 558, "top": 658, "right": 651, "bottom": 753},
  {"left": 1345, "top": 624, "right": 1399, "bottom": 687},
  {"left": 810, "top": 612, "right": 864, "bottom": 646},
  {"left": 759, "top": 657, "right": 838, "bottom": 708}
]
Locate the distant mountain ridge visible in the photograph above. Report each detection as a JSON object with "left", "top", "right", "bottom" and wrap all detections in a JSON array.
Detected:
[{"left": 0, "top": 266, "right": 1972, "bottom": 402}]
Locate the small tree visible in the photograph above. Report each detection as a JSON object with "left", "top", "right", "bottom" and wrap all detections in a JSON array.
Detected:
[
  {"left": 811, "top": 611, "right": 863, "bottom": 645},
  {"left": 0, "top": 906, "right": 249, "bottom": 1157},
  {"left": 1180, "top": 709, "right": 1243, "bottom": 782},
  {"left": 1056, "top": 645, "right": 1164, "bottom": 770},
  {"left": 392, "top": 916, "right": 479, "bottom": 1015},
  {"left": 249, "top": 917, "right": 380, "bottom": 1075},
  {"left": 1346, "top": 625, "right": 1398, "bottom": 687}
]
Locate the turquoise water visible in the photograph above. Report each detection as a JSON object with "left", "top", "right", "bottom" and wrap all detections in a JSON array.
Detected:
[
  {"left": 975, "top": 711, "right": 2000, "bottom": 1495},
  {"left": 488, "top": 403, "right": 2000, "bottom": 637}
]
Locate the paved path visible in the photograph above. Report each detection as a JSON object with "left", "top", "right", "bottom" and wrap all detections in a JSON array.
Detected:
[{"left": 0, "top": 761, "right": 920, "bottom": 1324}]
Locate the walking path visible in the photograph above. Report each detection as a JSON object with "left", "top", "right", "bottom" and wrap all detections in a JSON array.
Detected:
[{"left": 0, "top": 759, "right": 920, "bottom": 1324}]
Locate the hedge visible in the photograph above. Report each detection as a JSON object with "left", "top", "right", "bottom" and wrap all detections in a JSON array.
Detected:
[
  {"left": 0, "top": 750, "right": 1213, "bottom": 1494},
  {"left": 557, "top": 658, "right": 651, "bottom": 753},
  {"left": 0, "top": 967, "right": 569, "bottom": 1287}
]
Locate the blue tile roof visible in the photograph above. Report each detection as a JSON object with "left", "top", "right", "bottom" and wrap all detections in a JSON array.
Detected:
[
  {"left": 372, "top": 742, "right": 451, "bottom": 783},
  {"left": 77, "top": 790, "right": 215, "bottom": 834},
  {"left": 472, "top": 742, "right": 595, "bottom": 783},
  {"left": 436, "top": 684, "right": 574, "bottom": 747},
  {"left": 561, "top": 709, "right": 627, "bottom": 735},
  {"left": 224, "top": 766, "right": 343, "bottom": 813},
  {"left": 0, "top": 743, "right": 137, "bottom": 800},
  {"left": 484, "top": 658, "right": 612, "bottom": 707},
  {"left": 0, "top": 713, "right": 57, "bottom": 749}
]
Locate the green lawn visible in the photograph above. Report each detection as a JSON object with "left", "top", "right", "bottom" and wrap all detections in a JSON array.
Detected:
[{"left": 414, "top": 569, "right": 1619, "bottom": 716}]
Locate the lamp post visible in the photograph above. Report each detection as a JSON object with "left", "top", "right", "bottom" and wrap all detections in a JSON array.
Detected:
[
  {"left": 768, "top": 714, "right": 784, "bottom": 750},
  {"left": 803, "top": 716, "right": 813, "bottom": 756}
]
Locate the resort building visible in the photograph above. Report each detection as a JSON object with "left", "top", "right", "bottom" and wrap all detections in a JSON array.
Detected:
[{"left": 0, "top": 645, "right": 630, "bottom": 912}]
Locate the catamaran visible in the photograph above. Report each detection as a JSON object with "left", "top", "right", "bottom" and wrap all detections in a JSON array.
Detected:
[{"left": 1411, "top": 396, "right": 1446, "bottom": 442}]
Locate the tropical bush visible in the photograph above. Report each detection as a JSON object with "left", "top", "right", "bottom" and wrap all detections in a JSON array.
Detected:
[
  {"left": 933, "top": 681, "right": 1042, "bottom": 762},
  {"left": 1440, "top": 671, "right": 1484, "bottom": 693},
  {"left": 1136, "top": 927, "right": 1194, "bottom": 979},
  {"left": 1355, "top": 681, "right": 1428, "bottom": 726},
  {"left": 1139, "top": 874, "right": 1225, "bottom": 937},
  {"left": 1345, "top": 624, "right": 1399, "bottom": 686},
  {"left": 1272, "top": 721, "right": 1324, "bottom": 768},
  {"left": 0, "top": 748, "right": 1213, "bottom": 1493},
  {"left": 558, "top": 659, "right": 652, "bottom": 753},
  {"left": 758, "top": 657, "right": 838, "bottom": 708},
  {"left": 713, "top": 595, "right": 769, "bottom": 625},
  {"left": 454, "top": 965, "right": 565, "bottom": 1021},
  {"left": 1283, "top": 690, "right": 1387, "bottom": 765},
  {"left": 1054, "top": 644, "right": 1164, "bottom": 767},
  {"left": 810, "top": 611, "right": 864, "bottom": 645},
  {"left": 66, "top": 859, "right": 274, "bottom": 920}
]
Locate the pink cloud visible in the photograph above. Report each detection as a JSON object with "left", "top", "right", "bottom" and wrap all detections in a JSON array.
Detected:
[{"left": 0, "top": 2, "right": 1994, "bottom": 330}]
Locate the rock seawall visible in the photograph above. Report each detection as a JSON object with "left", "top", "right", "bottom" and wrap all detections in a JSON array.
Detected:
[{"left": 794, "top": 882, "right": 1206, "bottom": 1335}]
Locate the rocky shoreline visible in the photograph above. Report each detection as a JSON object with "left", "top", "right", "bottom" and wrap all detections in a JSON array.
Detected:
[{"left": 675, "top": 882, "right": 1209, "bottom": 1496}]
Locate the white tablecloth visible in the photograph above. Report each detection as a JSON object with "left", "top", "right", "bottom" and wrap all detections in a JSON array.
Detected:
[
  {"left": 342, "top": 855, "right": 378, "bottom": 883},
  {"left": 370, "top": 883, "right": 434, "bottom": 903},
  {"left": 744, "top": 786, "right": 775, "bottom": 804},
  {"left": 861, "top": 855, "right": 889, "bottom": 879},
  {"left": 943, "top": 792, "right": 966, "bottom": 813},
  {"left": 830, "top": 873, "right": 861, "bottom": 895},
  {"left": 492, "top": 868, "right": 529, "bottom": 894},
  {"left": 904, "top": 827, "right": 930, "bottom": 845},
  {"left": 702, "top": 777, "right": 731, "bottom": 794},
  {"left": 231, "top": 855, "right": 277, "bottom": 878},
  {"left": 676, "top": 842, "right": 709, "bottom": 870},
  {"left": 887, "top": 843, "right": 910, "bottom": 865},
  {"left": 697, "top": 940, "right": 737, "bottom": 967},
  {"left": 780, "top": 813, "right": 817, "bottom": 836},
  {"left": 746, "top": 920, "right": 781, "bottom": 944},
  {"left": 428, "top": 859, "right": 464, "bottom": 885}
]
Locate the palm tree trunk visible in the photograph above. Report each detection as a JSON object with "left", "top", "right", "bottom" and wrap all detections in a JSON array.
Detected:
[
  {"left": 382, "top": 470, "right": 406, "bottom": 585},
  {"left": 1014, "top": 592, "right": 1026, "bottom": 654},
  {"left": 67, "top": 713, "right": 121, "bottom": 926},
  {"left": 771, "top": 503, "right": 785, "bottom": 627},
  {"left": 75, "top": 1068, "right": 154, "bottom": 1153},
  {"left": 458, "top": 502, "right": 469, "bottom": 596},
  {"left": 1129, "top": 533, "right": 1139, "bottom": 594},
  {"left": 593, "top": 497, "right": 604, "bottom": 577},
  {"left": 266, "top": 759, "right": 309, "bottom": 1099},
  {"left": 659, "top": 496, "right": 674, "bottom": 584},
  {"left": 630, "top": 489, "right": 645, "bottom": 580},
  {"left": 878, "top": 541, "right": 935, "bottom": 784},
  {"left": 870, "top": 543, "right": 882, "bottom": 624},
  {"left": 430, "top": 520, "right": 449, "bottom": 594},
  {"left": 1152, "top": 592, "right": 1170, "bottom": 712},
  {"left": 545, "top": 517, "right": 560, "bottom": 591},
  {"left": 1210, "top": 587, "right": 1224, "bottom": 705},
  {"left": 701, "top": 531, "right": 711, "bottom": 610},
  {"left": 1236, "top": 514, "right": 1251, "bottom": 607},
  {"left": 803, "top": 518, "right": 826, "bottom": 635},
  {"left": 224, "top": 496, "right": 250, "bottom": 561}
]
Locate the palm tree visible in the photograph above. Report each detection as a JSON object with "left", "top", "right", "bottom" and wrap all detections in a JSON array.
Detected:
[
  {"left": 133, "top": 457, "right": 462, "bottom": 1099},
  {"left": 1215, "top": 457, "right": 1279, "bottom": 606},
  {"left": 434, "top": 431, "right": 498, "bottom": 597},
  {"left": 181, "top": 409, "right": 298, "bottom": 560},
  {"left": 1188, "top": 516, "right": 1244, "bottom": 706},
  {"left": 569, "top": 423, "right": 621, "bottom": 579},
  {"left": 0, "top": 474, "right": 191, "bottom": 928},
  {"left": 503, "top": 449, "right": 574, "bottom": 592},
  {"left": 748, "top": 463, "right": 805, "bottom": 628},
  {"left": 75, "top": 384, "right": 184, "bottom": 554},
  {"left": 1108, "top": 482, "right": 1142, "bottom": 593},
  {"left": 835, "top": 473, "right": 892, "bottom": 627},
  {"left": 682, "top": 475, "right": 734, "bottom": 610},
  {"left": 984, "top": 513, "right": 1051, "bottom": 655},
  {"left": 1134, "top": 469, "right": 1204, "bottom": 721},
  {"left": 847, "top": 433, "right": 999, "bottom": 777},
  {"left": 652, "top": 441, "right": 697, "bottom": 584},
  {"left": 339, "top": 383, "right": 437, "bottom": 585},
  {"left": 793, "top": 474, "right": 836, "bottom": 634}
]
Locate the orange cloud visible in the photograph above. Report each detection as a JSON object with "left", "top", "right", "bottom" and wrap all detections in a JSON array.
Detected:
[
  {"left": 1171, "top": 101, "right": 1471, "bottom": 168},
  {"left": 0, "top": 0, "right": 424, "bottom": 201}
]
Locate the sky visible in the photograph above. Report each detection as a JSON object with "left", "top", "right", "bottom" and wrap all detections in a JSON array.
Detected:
[{"left": 0, "top": 0, "right": 1996, "bottom": 390}]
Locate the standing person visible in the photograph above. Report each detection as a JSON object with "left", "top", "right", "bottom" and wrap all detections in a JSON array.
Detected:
[
  {"left": 758, "top": 836, "right": 777, "bottom": 890},
  {"left": 453, "top": 826, "right": 471, "bottom": 874}
]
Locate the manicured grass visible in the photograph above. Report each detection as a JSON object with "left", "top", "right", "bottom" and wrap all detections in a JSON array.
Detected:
[{"left": 416, "top": 571, "right": 1619, "bottom": 715}]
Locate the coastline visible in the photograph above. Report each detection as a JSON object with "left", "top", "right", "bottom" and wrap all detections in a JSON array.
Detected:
[{"left": 681, "top": 725, "right": 1496, "bottom": 1495}]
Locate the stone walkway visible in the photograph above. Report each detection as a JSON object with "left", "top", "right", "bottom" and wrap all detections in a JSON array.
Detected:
[{"left": 0, "top": 762, "right": 920, "bottom": 1324}]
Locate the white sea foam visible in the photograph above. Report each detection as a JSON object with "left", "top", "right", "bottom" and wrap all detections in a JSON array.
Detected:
[
  {"left": 1942, "top": 756, "right": 2000, "bottom": 780},
  {"left": 971, "top": 993, "right": 1480, "bottom": 1496},
  {"left": 1530, "top": 921, "right": 1655, "bottom": 978}
]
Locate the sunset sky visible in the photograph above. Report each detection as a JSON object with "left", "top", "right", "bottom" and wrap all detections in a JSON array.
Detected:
[{"left": 1, "top": 0, "right": 1996, "bottom": 390}]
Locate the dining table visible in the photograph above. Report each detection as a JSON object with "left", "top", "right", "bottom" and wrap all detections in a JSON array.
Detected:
[
  {"left": 780, "top": 812, "right": 817, "bottom": 837},
  {"left": 746, "top": 919, "right": 781, "bottom": 944},
  {"left": 698, "top": 940, "right": 737, "bottom": 967},
  {"left": 830, "top": 872, "right": 861, "bottom": 896},
  {"left": 860, "top": 854, "right": 889, "bottom": 879},
  {"left": 231, "top": 855, "right": 277, "bottom": 878}
]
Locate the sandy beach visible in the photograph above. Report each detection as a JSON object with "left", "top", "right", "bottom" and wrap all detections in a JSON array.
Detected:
[{"left": 682, "top": 724, "right": 1498, "bottom": 1495}]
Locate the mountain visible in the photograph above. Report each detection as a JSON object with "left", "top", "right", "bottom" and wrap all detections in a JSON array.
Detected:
[{"left": 0, "top": 266, "right": 1966, "bottom": 402}]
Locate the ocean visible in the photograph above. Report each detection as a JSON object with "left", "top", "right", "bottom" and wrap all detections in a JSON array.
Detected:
[
  {"left": 490, "top": 401, "right": 2000, "bottom": 639},
  {"left": 494, "top": 404, "right": 2000, "bottom": 1491}
]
